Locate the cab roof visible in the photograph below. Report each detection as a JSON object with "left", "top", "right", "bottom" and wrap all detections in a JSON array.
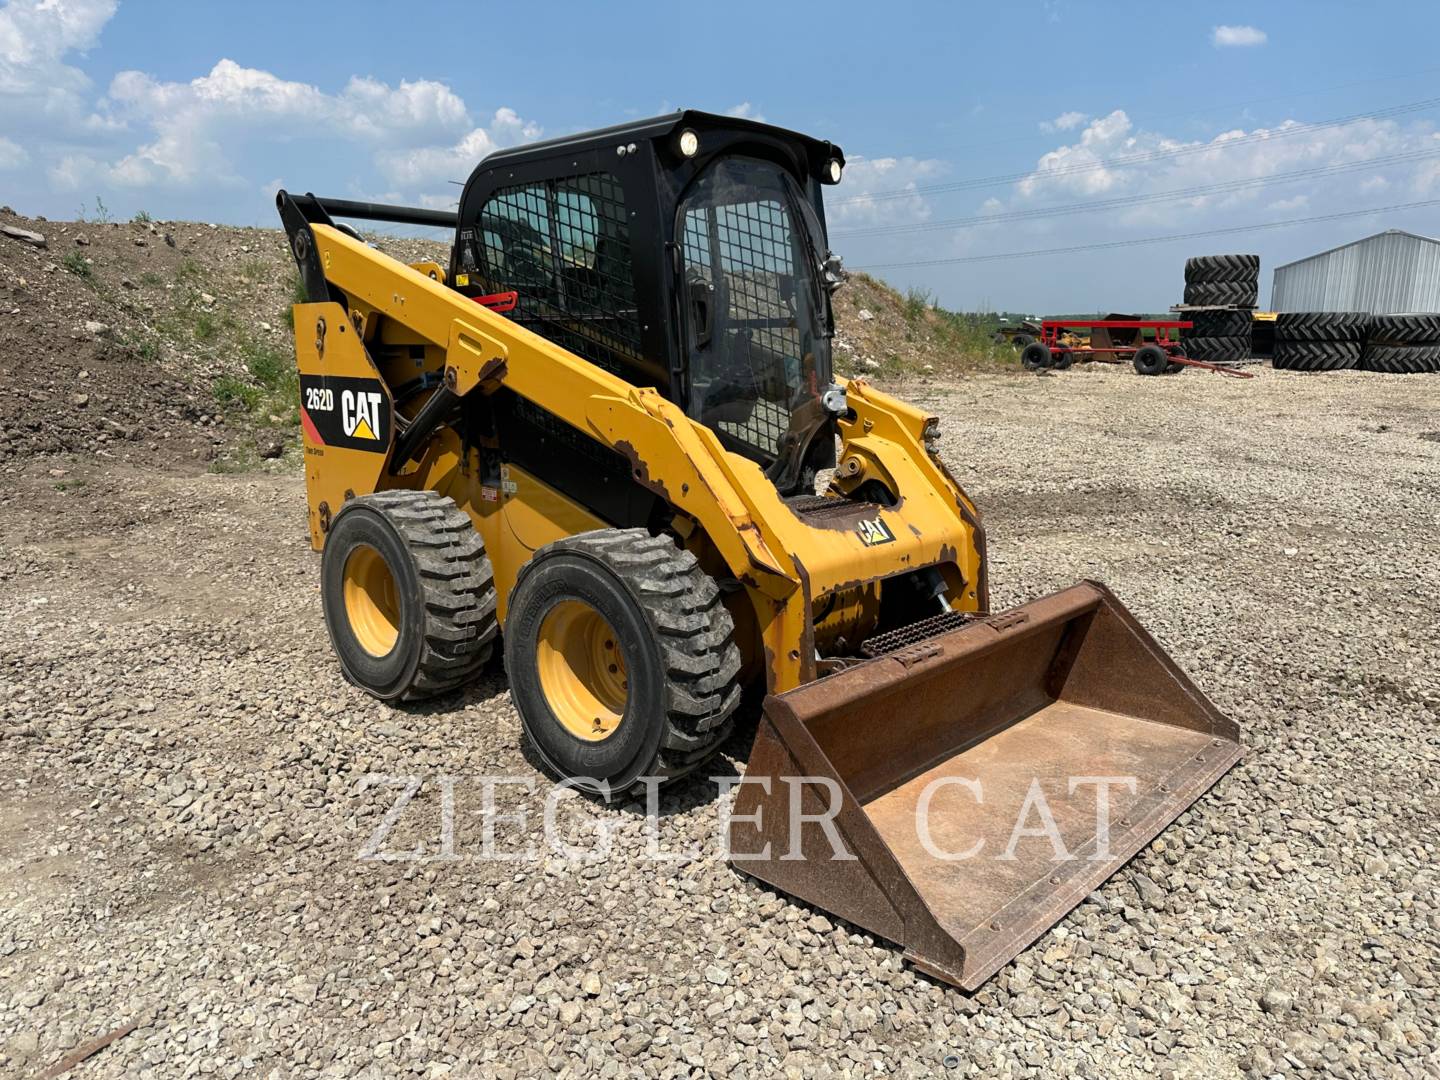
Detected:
[{"left": 475, "top": 109, "right": 844, "bottom": 171}]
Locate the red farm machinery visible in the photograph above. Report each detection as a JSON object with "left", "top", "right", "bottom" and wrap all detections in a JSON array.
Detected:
[{"left": 1020, "top": 318, "right": 1255, "bottom": 378}]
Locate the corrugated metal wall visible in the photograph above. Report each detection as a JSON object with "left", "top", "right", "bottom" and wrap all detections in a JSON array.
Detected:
[{"left": 1270, "top": 231, "right": 1440, "bottom": 313}]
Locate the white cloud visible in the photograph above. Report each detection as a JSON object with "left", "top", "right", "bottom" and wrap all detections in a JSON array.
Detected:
[
  {"left": 1003, "top": 108, "right": 1440, "bottom": 232},
  {"left": 1040, "top": 111, "right": 1087, "bottom": 134},
  {"left": 1213, "top": 25, "right": 1267, "bottom": 48},
  {"left": 338, "top": 75, "right": 469, "bottom": 145},
  {"left": 97, "top": 59, "right": 537, "bottom": 197},
  {"left": 725, "top": 102, "right": 766, "bottom": 123},
  {"left": 48, "top": 152, "right": 97, "bottom": 190},
  {"left": 0, "top": 133, "right": 27, "bottom": 168},
  {"left": 0, "top": 0, "right": 116, "bottom": 132},
  {"left": 829, "top": 155, "right": 948, "bottom": 228},
  {"left": 375, "top": 111, "right": 540, "bottom": 187}
]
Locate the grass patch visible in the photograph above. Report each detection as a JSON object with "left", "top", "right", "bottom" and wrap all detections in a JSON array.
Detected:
[
  {"left": 208, "top": 445, "right": 264, "bottom": 474},
  {"left": 139, "top": 271, "right": 163, "bottom": 287},
  {"left": 903, "top": 286, "right": 934, "bottom": 323},
  {"left": 132, "top": 209, "right": 153, "bottom": 224},
  {"left": 282, "top": 270, "right": 306, "bottom": 330},
  {"left": 176, "top": 258, "right": 205, "bottom": 285},
  {"left": 192, "top": 310, "right": 220, "bottom": 342},
  {"left": 61, "top": 250, "right": 93, "bottom": 281},
  {"left": 238, "top": 258, "right": 271, "bottom": 283},
  {"left": 213, "top": 374, "right": 261, "bottom": 412},
  {"left": 212, "top": 335, "right": 299, "bottom": 433},
  {"left": 838, "top": 273, "right": 1016, "bottom": 377}
]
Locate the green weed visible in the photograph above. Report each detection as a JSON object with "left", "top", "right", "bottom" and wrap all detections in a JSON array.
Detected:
[
  {"left": 213, "top": 374, "right": 261, "bottom": 412},
  {"left": 61, "top": 250, "right": 93, "bottom": 280},
  {"left": 903, "top": 286, "right": 934, "bottom": 323},
  {"left": 192, "top": 311, "right": 220, "bottom": 342},
  {"left": 283, "top": 270, "right": 306, "bottom": 329}
]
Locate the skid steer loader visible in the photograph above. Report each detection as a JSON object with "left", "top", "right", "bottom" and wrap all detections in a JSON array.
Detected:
[{"left": 277, "top": 110, "right": 1239, "bottom": 991}]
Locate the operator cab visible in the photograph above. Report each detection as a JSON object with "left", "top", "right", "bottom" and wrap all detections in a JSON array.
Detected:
[{"left": 450, "top": 110, "right": 847, "bottom": 495}]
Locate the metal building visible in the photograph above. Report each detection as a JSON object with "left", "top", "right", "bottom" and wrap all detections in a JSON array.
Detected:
[{"left": 1270, "top": 229, "right": 1440, "bottom": 313}]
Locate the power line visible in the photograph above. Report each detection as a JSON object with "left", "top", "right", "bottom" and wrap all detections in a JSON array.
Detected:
[
  {"left": 833, "top": 149, "right": 1440, "bottom": 238},
  {"left": 852, "top": 198, "right": 1440, "bottom": 269},
  {"left": 833, "top": 96, "right": 1440, "bottom": 206}
]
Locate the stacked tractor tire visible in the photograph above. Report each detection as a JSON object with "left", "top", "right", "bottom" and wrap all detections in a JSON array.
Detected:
[
  {"left": 1271, "top": 312, "right": 1367, "bottom": 372},
  {"left": 1272, "top": 312, "right": 1440, "bottom": 373},
  {"left": 1179, "top": 254, "right": 1258, "bottom": 364},
  {"left": 1359, "top": 314, "right": 1440, "bottom": 373}
]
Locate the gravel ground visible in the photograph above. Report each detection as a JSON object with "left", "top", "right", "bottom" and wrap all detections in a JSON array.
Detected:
[{"left": 1, "top": 363, "right": 1437, "bottom": 1078}]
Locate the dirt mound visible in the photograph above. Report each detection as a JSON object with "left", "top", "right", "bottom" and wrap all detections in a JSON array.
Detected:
[
  {"left": 831, "top": 272, "right": 1011, "bottom": 378},
  {"left": 0, "top": 206, "right": 1000, "bottom": 470},
  {"left": 0, "top": 206, "right": 444, "bottom": 469}
]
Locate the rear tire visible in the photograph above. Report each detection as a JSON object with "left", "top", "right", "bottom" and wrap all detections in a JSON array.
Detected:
[
  {"left": 1050, "top": 349, "right": 1074, "bottom": 370},
  {"left": 1020, "top": 342, "right": 1051, "bottom": 371},
  {"left": 1132, "top": 344, "right": 1169, "bottom": 375},
  {"left": 321, "top": 490, "right": 498, "bottom": 701},
  {"left": 505, "top": 528, "right": 742, "bottom": 795}
]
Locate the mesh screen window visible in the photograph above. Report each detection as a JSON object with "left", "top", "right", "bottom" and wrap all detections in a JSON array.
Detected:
[
  {"left": 476, "top": 173, "right": 641, "bottom": 378},
  {"left": 679, "top": 158, "right": 821, "bottom": 462}
]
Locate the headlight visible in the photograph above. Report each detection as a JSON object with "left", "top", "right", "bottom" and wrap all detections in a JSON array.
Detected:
[
  {"left": 678, "top": 129, "right": 700, "bottom": 158},
  {"left": 826, "top": 158, "right": 843, "bottom": 184}
]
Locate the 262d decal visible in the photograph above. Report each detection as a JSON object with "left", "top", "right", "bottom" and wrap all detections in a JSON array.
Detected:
[{"left": 300, "top": 375, "right": 392, "bottom": 452}]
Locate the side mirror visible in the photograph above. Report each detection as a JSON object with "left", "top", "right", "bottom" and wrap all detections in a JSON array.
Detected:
[{"left": 688, "top": 278, "right": 714, "bottom": 350}]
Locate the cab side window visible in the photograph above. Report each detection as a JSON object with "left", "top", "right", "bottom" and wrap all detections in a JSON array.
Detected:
[{"left": 474, "top": 172, "right": 640, "bottom": 378}]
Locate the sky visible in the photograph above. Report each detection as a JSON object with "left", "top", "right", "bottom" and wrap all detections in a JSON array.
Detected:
[{"left": 3, "top": 0, "right": 1440, "bottom": 312}]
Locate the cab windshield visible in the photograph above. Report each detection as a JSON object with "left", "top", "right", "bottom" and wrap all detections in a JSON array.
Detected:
[{"left": 678, "top": 157, "right": 832, "bottom": 475}]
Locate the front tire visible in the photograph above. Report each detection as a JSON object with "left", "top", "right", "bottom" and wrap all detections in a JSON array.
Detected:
[
  {"left": 1020, "top": 342, "right": 1051, "bottom": 371},
  {"left": 1132, "top": 344, "right": 1169, "bottom": 376},
  {"left": 505, "top": 529, "right": 742, "bottom": 795},
  {"left": 321, "top": 490, "right": 498, "bottom": 701}
]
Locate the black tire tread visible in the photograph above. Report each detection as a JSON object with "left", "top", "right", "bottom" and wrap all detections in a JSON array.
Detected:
[
  {"left": 1275, "top": 311, "right": 1370, "bottom": 343},
  {"left": 1367, "top": 313, "right": 1440, "bottom": 346},
  {"left": 1183, "top": 280, "right": 1258, "bottom": 307},
  {"left": 1184, "top": 254, "right": 1260, "bottom": 283},
  {"left": 1180, "top": 335, "right": 1251, "bottom": 363},
  {"left": 1272, "top": 340, "right": 1362, "bottom": 372},
  {"left": 1181, "top": 309, "right": 1253, "bottom": 338},
  {"left": 341, "top": 489, "right": 498, "bottom": 700},
  {"left": 1360, "top": 342, "right": 1440, "bottom": 374},
  {"left": 542, "top": 529, "right": 742, "bottom": 783}
]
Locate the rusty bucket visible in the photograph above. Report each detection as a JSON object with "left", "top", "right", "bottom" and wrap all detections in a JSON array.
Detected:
[{"left": 729, "top": 581, "right": 1241, "bottom": 991}]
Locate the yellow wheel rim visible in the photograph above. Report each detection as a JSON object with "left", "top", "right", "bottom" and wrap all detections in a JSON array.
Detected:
[
  {"left": 536, "top": 600, "right": 628, "bottom": 741},
  {"left": 343, "top": 544, "right": 400, "bottom": 657}
]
